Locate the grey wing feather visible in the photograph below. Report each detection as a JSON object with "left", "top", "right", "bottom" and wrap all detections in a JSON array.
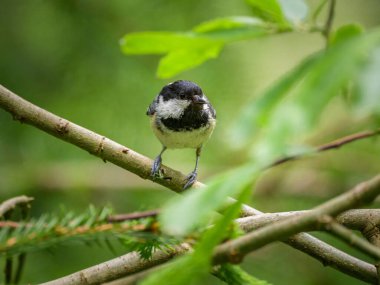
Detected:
[
  {"left": 208, "top": 103, "right": 216, "bottom": 119},
  {"left": 204, "top": 95, "right": 216, "bottom": 119},
  {"left": 146, "top": 95, "right": 159, "bottom": 116}
]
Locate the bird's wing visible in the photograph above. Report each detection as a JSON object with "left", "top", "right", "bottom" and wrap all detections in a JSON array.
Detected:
[
  {"left": 146, "top": 95, "right": 159, "bottom": 116},
  {"left": 204, "top": 95, "right": 216, "bottom": 119},
  {"left": 208, "top": 103, "right": 216, "bottom": 119}
]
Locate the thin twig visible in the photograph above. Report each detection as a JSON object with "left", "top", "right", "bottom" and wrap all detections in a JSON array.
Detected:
[
  {"left": 323, "top": 0, "right": 336, "bottom": 42},
  {"left": 268, "top": 129, "right": 380, "bottom": 168},
  {"left": 320, "top": 215, "right": 380, "bottom": 260},
  {"left": 0, "top": 221, "right": 20, "bottom": 228},
  {"left": 318, "top": 130, "right": 380, "bottom": 151},
  {"left": 0, "top": 196, "right": 34, "bottom": 218},
  {"left": 108, "top": 210, "right": 160, "bottom": 223}
]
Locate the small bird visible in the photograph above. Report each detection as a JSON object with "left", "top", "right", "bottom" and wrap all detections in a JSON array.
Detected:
[{"left": 147, "top": 80, "right": 216, "bottom": 189}]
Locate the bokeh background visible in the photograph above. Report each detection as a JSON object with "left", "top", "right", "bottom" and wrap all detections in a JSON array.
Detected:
[{"left": 1, "top": 0, "right": 380, "bottom": 284}]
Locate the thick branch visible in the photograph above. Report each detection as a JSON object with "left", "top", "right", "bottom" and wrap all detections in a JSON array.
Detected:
[
  {"left": 0, "top": 84, "right": 193, "bottom": 193},
  {"left": 40, "top": 243, "right": 191, "bottom": 285},
  {"left": 337, "top": 209, "right": 380, "bottom": 231},
  {"left": 213, "top": 175, "right": 380, "bottom": 264}
]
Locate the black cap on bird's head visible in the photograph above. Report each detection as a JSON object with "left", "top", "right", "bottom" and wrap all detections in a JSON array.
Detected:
[{"left": 159, "top": 80, "right": 206, "bottom": 104}]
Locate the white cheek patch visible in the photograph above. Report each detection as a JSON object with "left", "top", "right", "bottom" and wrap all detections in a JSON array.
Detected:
[{"left": 156, "top": 97, "right": 191, "bottom": 119}]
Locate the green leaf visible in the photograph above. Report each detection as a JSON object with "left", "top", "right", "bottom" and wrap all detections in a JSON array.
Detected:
[
  {"left": 194, "top": 16, "right": 263, "bottom": 33},
  {"left": 292, "top": 33, "right": 377, "bottom": 125},
  {"left": 354, "top": 47, "right": 380, "bottom": 116},
  {"left": 246, "top": 0, "right": 308, "bottom": 27},
  {"left": 215, "top": 264, "right": 272, "bottom": 285},
  {"left": 157, "top": 43, "right": 223, "bottom": 78},
  {"left": 160, "top": 164, "right": 259, "bottom": 236},
  {"left": 246, "top": 0, "right": 287, "bottom": 25},
  {"left": 330, "top": 23, "right": 364, "bottom": 46},
  {"left": 121, "top": 17, "right": 270, "bottom": 78},
  {"left": 193, "top": 16, "right": 268, "bottom": 42},
  {"left": 250, "top": 29, "right": 380, "bottom": 161},
  {"left": 120, "top": 32, "right": 216, "bottom": 55},
  {"left": 228, "top": 53, "right": 320, "bottom": 148}
]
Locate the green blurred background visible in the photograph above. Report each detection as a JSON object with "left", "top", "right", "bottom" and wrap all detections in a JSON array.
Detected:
[{"left": 1, "top": 0, "right": 380, "bottom": 283}]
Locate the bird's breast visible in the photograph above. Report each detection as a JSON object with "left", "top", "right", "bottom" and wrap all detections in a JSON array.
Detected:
[{"left": 151, "top": 115, "right": 216, "bottom": 149}]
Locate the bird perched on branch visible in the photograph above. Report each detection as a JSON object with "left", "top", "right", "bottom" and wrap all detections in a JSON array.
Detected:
[{"left": 147, "top": 80, "right": 216, "bottom": 189}]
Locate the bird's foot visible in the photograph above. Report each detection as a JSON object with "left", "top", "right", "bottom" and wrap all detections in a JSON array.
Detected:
[
  {"left": 151, "top": 156, "right": 162, "bottom": 178},
  {"left": 183, "top": 170, "right": 197, "bottom": 189}
]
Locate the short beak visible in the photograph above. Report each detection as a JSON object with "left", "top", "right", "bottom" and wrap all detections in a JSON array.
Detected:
[{"left": 192, "top": 95, "right": 207, "bottom": 104}]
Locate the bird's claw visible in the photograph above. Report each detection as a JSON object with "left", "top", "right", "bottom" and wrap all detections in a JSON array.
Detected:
[
  {"left": 183, "top": 171, "right": 197, "bottom": 189},
  {"left": 151, "top": 156, "right": 162, "bottom": 178}
]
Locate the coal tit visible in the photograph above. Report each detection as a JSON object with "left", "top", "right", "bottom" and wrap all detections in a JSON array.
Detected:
[{"left": 147, "top": 80, "right": 216, "bottom": 189}]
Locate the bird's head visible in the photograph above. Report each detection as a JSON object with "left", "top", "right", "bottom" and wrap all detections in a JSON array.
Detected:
[{"left": 156, "top": 80, "right": 208, "bottom": 119}]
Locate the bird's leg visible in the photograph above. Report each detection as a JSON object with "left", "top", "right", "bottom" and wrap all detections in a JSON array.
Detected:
[
  {"left": 183, "top": 146, "right": 202, "bottom": 189},
  {"left": 151, "top": 146, "right": 167, "bottom": 177}
]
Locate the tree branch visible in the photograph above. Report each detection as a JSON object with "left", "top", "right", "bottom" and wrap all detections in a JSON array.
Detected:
[
  {"left": 0, "top": 196, "right": 34, "bottom": 218},
  {"left": 40, "top": 243, "right": 191, "bottom": 285},
  {"left": 337, "top": 209, "right": 380, "bottom": 231},
  {"left": 237, "top": 209, "right": 380, "bottom": 283},
  {"left": 0, "top": 84, "right": 192, "bottom": 193},
  {"left": 212, "top": 174, "right": 380, "bottom": 264},
  {"left": 320, "top": 215, "right": 380, "bottom": 260},
  {"left": 285, "top": 232, "right": 377, "bottom": 284}
]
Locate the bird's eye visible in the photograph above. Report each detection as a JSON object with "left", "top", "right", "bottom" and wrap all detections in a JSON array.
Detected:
[{"left": 179, "top": 92, "right": 186, "bottom": 99}]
